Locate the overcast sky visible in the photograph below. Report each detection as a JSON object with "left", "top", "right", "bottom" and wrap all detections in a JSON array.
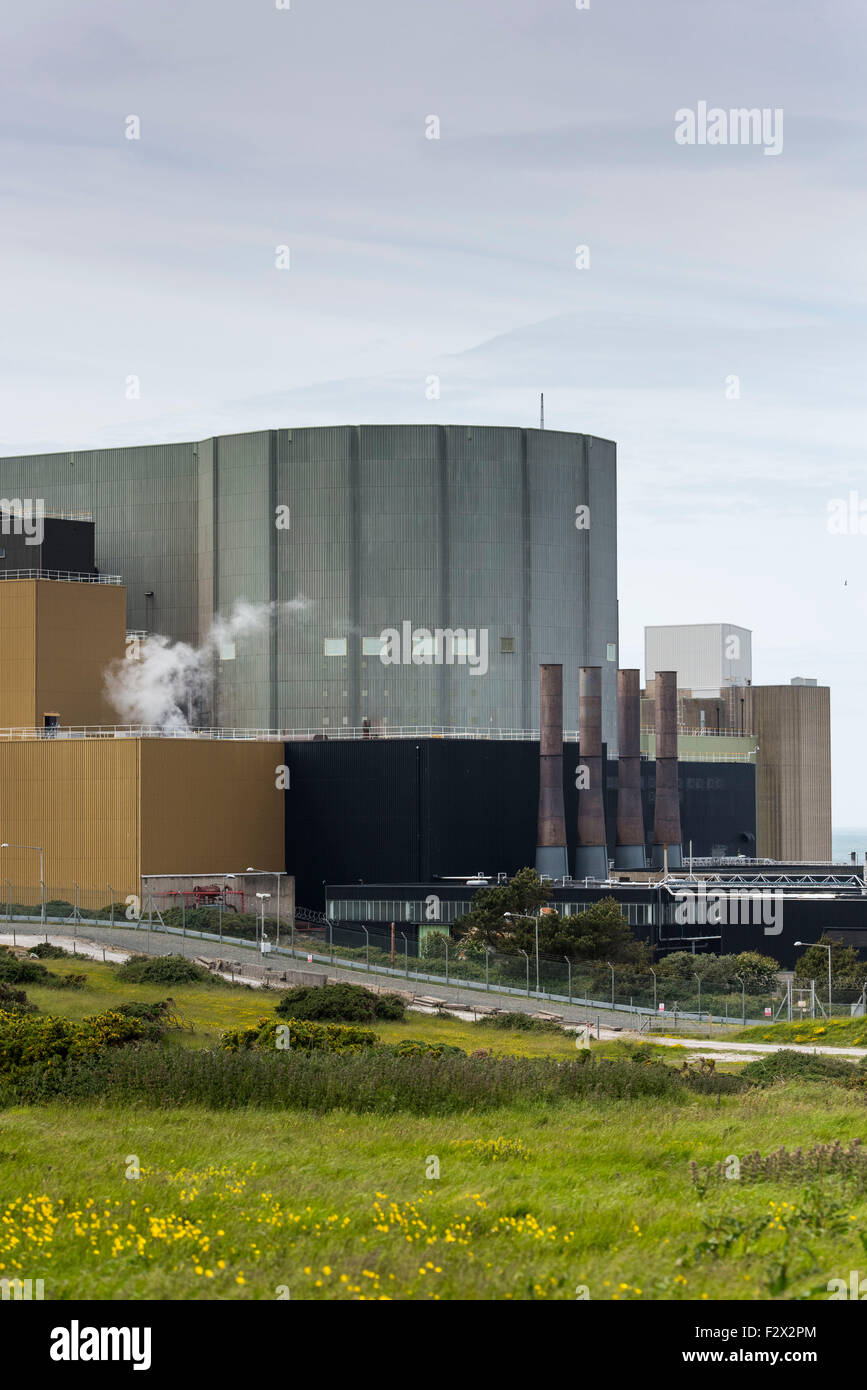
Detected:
[{"left": 2, "top": 0, "right": 866, "bottom": 825}]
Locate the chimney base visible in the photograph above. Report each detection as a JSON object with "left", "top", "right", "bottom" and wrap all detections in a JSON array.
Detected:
[
  {"left": 574, "top": 845, "right": 609, "bottom": 880},
  {"left": 614, "top": 845, "right": 646, "bottom": 870},
  {"left": 651, "top": 844, "right": 683, "bottom": 870},
  {"left": 536, "top": 846, "right": 569, "bottom": 878}
]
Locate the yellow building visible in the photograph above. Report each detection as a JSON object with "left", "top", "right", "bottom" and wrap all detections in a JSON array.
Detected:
[{"left": 0, "top": 576, "right": 285, "bottom": 905}]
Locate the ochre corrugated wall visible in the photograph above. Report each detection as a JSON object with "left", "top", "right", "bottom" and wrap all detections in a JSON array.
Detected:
[
  {"left": 35, "top": 581, "right": 127, "bottom": 726},
  {"left": 140, "top": 740, "right": 285, "bottom": 875},
  {"left": 0, "top": 739, "right": 140, "bottom": 899},
  {"left": 0, "top": 582, "right": 37, "bottom": 726}
]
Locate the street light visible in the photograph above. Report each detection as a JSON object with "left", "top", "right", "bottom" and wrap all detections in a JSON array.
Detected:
[
  {"left": 795, "top": 941, "right": 833, "bottom": 1016},
  {"left": 255, "top": 892, "right": 271, "bottom": 952},
  {"left": 1, "top": 844, "right": 44, "bottom": 926}
]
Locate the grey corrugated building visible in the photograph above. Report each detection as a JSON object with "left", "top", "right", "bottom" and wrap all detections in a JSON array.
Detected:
[{"left": 0, "top": 425, "right": 619, "bottom": 735}]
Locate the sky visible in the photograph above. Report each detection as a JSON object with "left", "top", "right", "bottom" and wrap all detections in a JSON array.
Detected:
[{"left": 1, "top": 0, "right": 866, "bottom": 821}]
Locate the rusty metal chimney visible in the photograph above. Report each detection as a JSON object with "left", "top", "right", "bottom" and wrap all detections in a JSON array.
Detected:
[
  {"left": 535, "top": 664, "right": 568, "bottom": 878},
  {"left": 574, "top": 665, "right": 609, "bottom": 879},
  {"left": 651, "top": 670, "right": 683, "bottom": 869},
  {"left": 614, "top": 669, "right": 646, "bottom": 869}
]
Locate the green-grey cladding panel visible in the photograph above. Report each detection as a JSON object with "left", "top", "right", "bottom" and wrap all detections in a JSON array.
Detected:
[{"left": 1, "top": 425, "right": 618, "bottom": 738}]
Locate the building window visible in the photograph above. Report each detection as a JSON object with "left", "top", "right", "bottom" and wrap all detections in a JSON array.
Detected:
[
  {"left": 500, "top": 637, "right": 515, "bottom": 654},
  {"left": 606, "top": 643, "right": 617, "bottom": 662},
  {"left": 363, "top": 637, "right": 385, "bottom": 656},
  {"left": 219, "top": 642, "right": 236, "bottom": 661},
  {"left": 324, "top": 638, "right": 347, "bottom": 657}
]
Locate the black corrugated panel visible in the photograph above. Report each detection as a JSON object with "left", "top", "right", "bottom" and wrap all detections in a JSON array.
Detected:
[{"left": 285, "top": 739, "right": 756, "bottom": 909}]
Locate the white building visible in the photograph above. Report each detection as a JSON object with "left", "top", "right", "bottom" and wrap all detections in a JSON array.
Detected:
[{"left": 644, "top": 623, "right": 752, "bottom": 698}]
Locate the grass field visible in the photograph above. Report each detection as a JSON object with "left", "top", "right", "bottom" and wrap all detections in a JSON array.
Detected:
[
  {"left": 1, "top": 1089, "right": 866, "bottom": 1300},
  {"left": 4, "top": 954, "right": 867, "bottom": 1301},
  {"left": 735, "top": 1017, "right": 867, "bottom": 1048}
]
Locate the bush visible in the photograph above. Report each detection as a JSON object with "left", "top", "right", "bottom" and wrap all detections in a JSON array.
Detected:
[
  {"left": 0, "top": 982, "right": 36, "bottom": 1015},
  {"left": 220, "top": 1016, "right": 377, "bottom": 1055},
  {"left": 28, "top": 943, "right": 72, "bottom": 960},
  {"left": 115, "top": 954, "right": 217, "bottom": 986},
  {"left": 381, "top": 1038, "right": 467, "bottom": 1058},
  {"left": 472, "top": 1012, "right": 563, "bottom": 1035},
  {"left": 274, "top": 982, "right": 406, "bottom": 1023},
  {"left": 0, "top": 1009, "right": 147, "bottom": 1074},
  {"left": 741, "top": 1048, "right": 864, "bottom": 1088},
  {"left": 0, "top": 955, "right": 85, "bottom": 989}
]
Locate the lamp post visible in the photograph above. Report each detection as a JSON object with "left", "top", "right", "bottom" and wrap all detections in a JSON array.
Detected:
[
  {"left": 485, "top": 946, "right": 493, "bottom": 993},
  {"left": 400, "top": 932, "right": 409, "bottom": 980},
  {"left": 795, "top": 941, "right": 833, "bottom": 1016},
  {"left": 255, "top": 892, "right": 271, "bottom": 953},
  {"left": 607, "top": 960, "right": 615, "bottom": 1010},
  {"left": 518, "top": 948, "right": 530, "bottom": 997},
  {"left": 564, "top": 955, "right": 572, "bottom": 1005},
  {"left": 503, "top": 910, "right": 541, "bottom": 995},
  {"left": 1, "top": 844, "right": 43, "bottom": 926}
]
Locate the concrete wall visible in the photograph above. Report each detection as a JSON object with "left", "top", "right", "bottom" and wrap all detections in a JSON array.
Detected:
[{"left": 743, "top": 685, "right": 832, "bottom": 860}]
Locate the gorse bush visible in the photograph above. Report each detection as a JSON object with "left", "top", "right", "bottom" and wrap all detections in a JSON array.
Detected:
[
  {"left": 0, "top": 1009, "right": 147, "bottom": 1073},
  {"left": 381, "top": 1038, "right": 467, "bottom": 1058},
  {"left": 0, "top": 982, "right": 36, "bottom": 1015},
  {"left": 275, "top": 982, "right": 406, "bottom": 1023},
  {"left": 0, "top": 955, "right": 85, "bottom": 989},
  {"left": 740, "top": 1048, "right": 865, "bottom": 1088},
  {"left": 28, "top": 943, "right": 72, "bottom": 960},
  {"left": 220, "top": 1016, "right": 377, "bottom": 1054},
  {"left": 473, "top": 1012, "right": 563, "bottom": 1034},
  {"left": 115, "top": 954, "right": 221, "bottom": 987}
]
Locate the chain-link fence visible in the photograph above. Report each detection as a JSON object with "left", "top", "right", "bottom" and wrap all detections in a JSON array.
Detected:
[{"left": 2, "top": 891, "right": 866, "bottom": 1025}]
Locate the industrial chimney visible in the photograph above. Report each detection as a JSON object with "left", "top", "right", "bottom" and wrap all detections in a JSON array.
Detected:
[
  {"left": 651, "top": 670, "right": 683, "bottom": 869},
  {"left": 614, "top": 669, "right": 646, "bottom": 868},
  {"left": 574, "top": 665, "right": 609, "bottom": 879},
  {"left": 535, "top": 664, "right": 569, "bottom": 878}
]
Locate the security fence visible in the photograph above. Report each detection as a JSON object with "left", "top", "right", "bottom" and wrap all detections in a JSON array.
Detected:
[{"left": 3, "top": 889, "right": 866, "bottom": 1026}]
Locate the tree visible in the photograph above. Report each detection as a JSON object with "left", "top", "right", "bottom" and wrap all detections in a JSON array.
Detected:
[
  {"left": 454, "top": 874, "right": 644, "bottom": 964},
  {"left": 794, "top": 933, "right": 864, "bottom": 984},
  {"left": 452, "top": 867, "right": 553, "bottom": 954}
]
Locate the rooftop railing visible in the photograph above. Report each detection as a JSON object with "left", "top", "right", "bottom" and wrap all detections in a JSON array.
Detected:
[{"left": 0, "top": 569, "right": 121, "bottom": 584}]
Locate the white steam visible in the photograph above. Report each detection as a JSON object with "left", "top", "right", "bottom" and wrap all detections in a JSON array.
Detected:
[{"left": 104, "top": 596, "right": 313, "bottom": 731}]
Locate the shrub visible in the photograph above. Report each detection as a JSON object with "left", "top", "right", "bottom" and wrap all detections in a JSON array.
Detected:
[
  {"left": 275, "top": 982, "right": 406, "bottom": 1023},
  {"left": 220, "top": 1016, "right": 377, "bottom": 1055},
  {"left": 0, "top": 956, "right": 85, "bottom": 989},
  {"left": 741, "top": 1048, "right": 863, "bottom": 1088},
  {"left": 115, "top": 954, "right": 217, "bottom": 986},
  {"left": 381, "top": 1038, "right": 467, "bottom": 1058},
  {"left": 473, "top": 1012, "right": 563, "bottom": 1034},
  {"left": 29, "top": 943, "right": 72, "bottom": 960},
  {"left": 0, "top": 982, "right": 36, "bottom": 1015},
  {"left": 0, "top": 1009, "right": 147, "bottom": 1074}
]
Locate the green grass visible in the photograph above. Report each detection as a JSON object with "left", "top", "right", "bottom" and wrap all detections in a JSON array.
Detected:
[
  {"left": 734, "top": 1017, "right": 867, "bottom": 1048},
  {"left": 1, "top": 1087, "right": 866, "bottom": 1300}
]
